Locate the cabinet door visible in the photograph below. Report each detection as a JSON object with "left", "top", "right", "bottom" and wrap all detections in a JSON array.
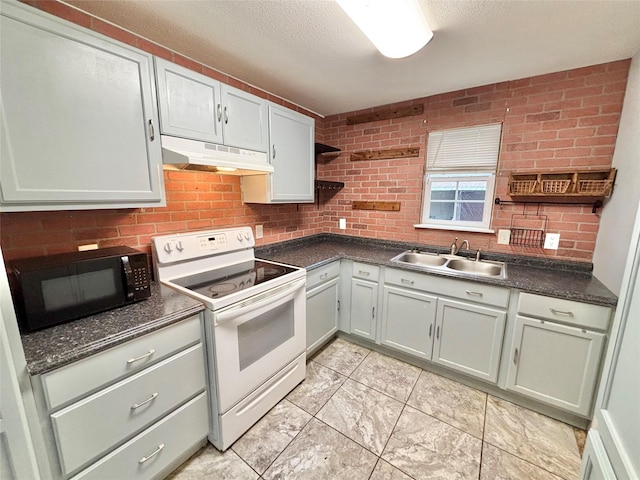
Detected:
[
  {"left": 306, "top": 278, "right": 340, "bottom": 356},
  {"left": 350, "top": 279, "right": 378, "bottom": 341},
  {"left": 506, "top": 315, "right": 605, "bottom": 416},
  {"left": 220, "top": 85, "right": 267, "bottom": 152},
  {"left": 381, "top": 285, "right": 437, "bottom": 360},
  {"left": 154, "top": 57, "right": 222, "bottom": 144},
  {"left": 433, "top": 299, "right": 506, "bottom": 383},
  {"left": 579, "top": 431, "right": 617, "bottom": 480},
  {"left": 267, "top": 104, "right": 315, "bottom": 203},
  {"left": 0, "top": 3, "right": 164, "bottom": 211}
]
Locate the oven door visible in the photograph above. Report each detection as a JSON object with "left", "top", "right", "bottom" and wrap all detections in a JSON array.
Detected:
[{"left": 211, "top": 277, "right": 306, "bottom": 412}]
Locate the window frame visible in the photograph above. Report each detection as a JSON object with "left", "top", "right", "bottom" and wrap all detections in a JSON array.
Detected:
[
  {"left": 420, "top": 171, "right": 496, "bottom": 230},
  {"left": 416, "top": 123, "right": 502, "bottom": 233}
]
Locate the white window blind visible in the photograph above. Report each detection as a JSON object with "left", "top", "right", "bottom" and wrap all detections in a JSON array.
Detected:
[{"left": 426, "top": 123, "right": 502, "bottom": 171}]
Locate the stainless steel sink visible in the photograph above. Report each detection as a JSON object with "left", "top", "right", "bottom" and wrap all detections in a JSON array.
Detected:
[
  {"left": 392, "top": 251, "right": 447, "bottom": 267},
  {"left": 446, "top": 258, "right": 505, "bottom": 277},
  {"left": 390, "top": 250, "right": 506, "bottom": 279}
]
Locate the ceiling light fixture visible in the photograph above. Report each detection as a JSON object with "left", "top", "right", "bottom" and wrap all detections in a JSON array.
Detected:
[{"left": 337, "top": 0, "right": 433, "bottom": 59}]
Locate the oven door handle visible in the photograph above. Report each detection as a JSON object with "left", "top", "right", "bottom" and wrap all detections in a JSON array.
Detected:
[{"left": 215, "top": 278, "right": 305, "bottom": 326}]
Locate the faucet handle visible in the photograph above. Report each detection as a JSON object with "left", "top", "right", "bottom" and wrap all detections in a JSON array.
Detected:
[{"left": 475, "top": 249, "right": 481, "bottom": 261}]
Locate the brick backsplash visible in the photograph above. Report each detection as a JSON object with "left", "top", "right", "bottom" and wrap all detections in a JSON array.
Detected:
[{"left": 0, "top": 1, "right": 631, "bottom": 263}]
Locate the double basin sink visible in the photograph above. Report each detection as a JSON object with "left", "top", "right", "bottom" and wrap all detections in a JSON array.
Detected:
[{"left": 391, "top": 250, "right": 507, "bottom": 279}]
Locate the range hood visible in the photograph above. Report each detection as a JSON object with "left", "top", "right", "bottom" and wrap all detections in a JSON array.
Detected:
[{"left": 161, "top": 135, "right": 273, "bottom": 176}]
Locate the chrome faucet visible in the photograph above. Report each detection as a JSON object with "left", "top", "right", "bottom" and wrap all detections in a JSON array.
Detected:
[
  {"left": 475, "top": 249, "right": 481, "bottom": 261},
  {"left": 450, "top": 237, "right": 470, "bottom": 255}
]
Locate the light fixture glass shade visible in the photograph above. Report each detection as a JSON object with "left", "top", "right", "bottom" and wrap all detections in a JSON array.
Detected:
[{"left": 337, "top": 0, "right": 433, "bottom": 59}]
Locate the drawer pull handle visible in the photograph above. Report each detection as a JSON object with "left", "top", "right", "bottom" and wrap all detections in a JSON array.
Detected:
[
  {"left": 372, "top": 306, "right": 375, "bottom": 318},
  {"left": 139, "top": 443, "right": 165, "bottom": 464},
  {"left": 337, "top": 300, "right": 340, "bottom": 312},
  {"left": 127, "top": 349, "right": 155, "bottom": 364},
  {"left": 148, "top": 119, "right": 155, "bottom": 141},
  {"left": 550, "top": 308, "right": 574, "bottom": 317},
  {"left": 513, "top": 348, "right": 519, "bottom": 365},
  {"left": 465, "top": 290, "right": 483, "bottom": 297},
  {"left": 320, "top": 272, "right": 329, "bottom": 280},
  {"left": 359, "top": 270, "right": 370, "bottom": 276},
  {"left": 401, "top": 278, "right": 414, "bottom": 285},
  {"left": 428, "top": 324, "right": 432, "bottom": 338},
  {"left": 131, "top": 392, "right": 158, "bottom": 410}
]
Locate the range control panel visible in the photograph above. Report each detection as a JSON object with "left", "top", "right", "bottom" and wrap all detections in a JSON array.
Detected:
[{"left": 153, "top": 227, "right": 254, "bottom": 265}]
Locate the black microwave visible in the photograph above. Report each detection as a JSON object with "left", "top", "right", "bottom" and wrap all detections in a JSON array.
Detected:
[{"left": 8, "top": 246, "right": 151, "bottom": 333}]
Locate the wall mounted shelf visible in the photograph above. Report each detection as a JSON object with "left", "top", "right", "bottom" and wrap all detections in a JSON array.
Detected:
[{"left": 507, "top": 168, "right": 616, "bottom": 198}]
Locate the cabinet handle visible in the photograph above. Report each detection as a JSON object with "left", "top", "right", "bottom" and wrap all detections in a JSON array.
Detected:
[
  {"left": 272, "top": 145, "right": 276, "bottom": 159},
  {"left": 465, "top": 290, "right": 483, "bottom": 297},
  {"left": 148, "top": 119, "right": 155, "bottom": 141},
  {"left": 372, "top": 306, "right": 375, "bottom": 318},
  {"left": 139, "top": 443, "right": 165, "bottom": 464},
  {"left": 224, "top": 106, "right": 229, "bottom": 124},
  {"left": 550, "top": 308, "right": 574, "bottom": 317},
  {"left": 401, "top": 278, "right": 414, "bottom": 286},
  {"left": 217, "top": 104, "right": 222, "bottom": 122},
  {"left": 337, "top": 300, "right": 340, "bottom": 312},
  {"left": 127, "top": 349, "right": 155, "bottom": 364},
  {"left": 320, "top": 272, "right": 329, "bottom": 280},
  {"left": 513, "top": 348, "right": 519, "bottom": 365},
  {"left": 131, "top": 392, "right": 158, "bottom": 410},
  {"left": 358, "top": 270, "right": 370, "bottom": 276},
  {"left": 428, "top": 324, "right": 432, "bottom": 338},
  {"left": 436, "top": 325, "right": 440, "bottom": 339}
]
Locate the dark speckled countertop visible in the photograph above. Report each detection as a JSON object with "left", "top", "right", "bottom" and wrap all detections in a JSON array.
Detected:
[
  {"left": 257, "top": 233, "right": 617, "bottom": 308},
  {"left": 21, "top": 282, "right": 204, "bottom": 375}
]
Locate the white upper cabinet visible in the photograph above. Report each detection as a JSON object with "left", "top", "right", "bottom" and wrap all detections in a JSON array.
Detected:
[
  {"left": 154, "top": 59, "right": 267, "bottom": 152},
  {"left": 221, "top": 85, "right": 268, "bottom": 152},
  {"left": 241, "top": 103, "right": 314, "bottom": 203},
  {"left": 0, "top": 2, "right": 165, "bottom": 211},
  {"left": 155, "top": 58, "right": 223, "bottom": 144}
]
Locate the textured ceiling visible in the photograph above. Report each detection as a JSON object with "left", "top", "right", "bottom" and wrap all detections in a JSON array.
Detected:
[{"left": 65, "top": 0, "right": 640, "bottom": 116}]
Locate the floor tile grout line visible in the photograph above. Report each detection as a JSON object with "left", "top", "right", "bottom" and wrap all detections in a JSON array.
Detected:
[{"left": 477, "top": 393, "right": 489, "bottom": 479}]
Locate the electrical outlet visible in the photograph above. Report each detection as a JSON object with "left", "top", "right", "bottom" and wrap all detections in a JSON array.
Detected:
[
  {"left": 497, "top": 229, "right": 511, "bottom": 245},
  {"left": 339, "top": 218, "right": 346, "bottom": 230},
  {"left": 255, "top": 224, "right": 263, "bottom": 239},
  {"left": 544, "top": 233, "right": 560, "bottom": 250}
]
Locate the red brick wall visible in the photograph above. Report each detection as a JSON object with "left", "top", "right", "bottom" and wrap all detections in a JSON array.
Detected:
[
  {"left": 319, "top": 60, "right": 629, "bottom": 261},
  {"left": 1, "top": 1, "right": 325, "bottom": 262},
  {"left": 0, "top": 1, "right": 631, "bottom": 264}
]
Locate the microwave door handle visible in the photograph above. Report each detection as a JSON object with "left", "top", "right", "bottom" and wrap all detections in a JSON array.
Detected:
[
  {"left": 215, "top": 278, "right": 305, "bottom": 326},
  {"left": 121, "top": 256, "right": 135, "bottom": 300}
]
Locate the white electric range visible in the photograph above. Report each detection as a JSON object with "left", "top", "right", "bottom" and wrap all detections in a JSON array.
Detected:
[{"left": 152, "top": 227, "right": 306, "bottom": 450}]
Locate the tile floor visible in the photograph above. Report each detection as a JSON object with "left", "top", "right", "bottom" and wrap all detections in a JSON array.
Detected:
[{"left": 168, "top": 337, "right": 585, "bottom": 480}]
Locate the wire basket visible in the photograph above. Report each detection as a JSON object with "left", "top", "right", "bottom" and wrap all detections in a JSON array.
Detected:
[
  {"left": 578, "top": 179, "right": 611, "bottom": 195},
  {"left": 509, "top": 180, "right": 537, "bottom": 195},
  {"left": 511, "top": 228, "right": 544, "bottom": 247},
  {"left": 541, "top": 179, "right": 571, "bottom": 194}
]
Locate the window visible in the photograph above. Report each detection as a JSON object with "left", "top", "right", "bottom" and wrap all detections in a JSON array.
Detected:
[{"left": 418, "top": 123, "right": 502, "bottom": 232}]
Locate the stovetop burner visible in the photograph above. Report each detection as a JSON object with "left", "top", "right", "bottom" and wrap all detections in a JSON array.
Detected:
[{"left": 171, "top": 260, "right": 297, "bottom": 299}]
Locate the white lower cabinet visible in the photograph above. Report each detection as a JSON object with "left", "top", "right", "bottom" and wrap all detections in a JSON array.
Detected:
[
  {"left": 33, "top": 316, "right": 207, "bottom": 479},
  {"left": 71, "top": 393, "right": 208, "bottom": 480},
  {"left": 579, "top": 431, "right": 617, "bottom": 480},
  {"left": 381, "top": 285, "right": 437, "bottom": 360},
  {"left": 350, "top": 278, "right": 378, "bottom": 341},
  {"left": 379, "top": 272, "right": 506, "bottom": 383},
  {"left": 306, "top": 277, "right": 340, "bottom": 356},
  {"left": 433, "top": 299, "right": 506, "bottom": 383},
  {"left": 506, "top": 315, "right": 605, "bottom": 416}
]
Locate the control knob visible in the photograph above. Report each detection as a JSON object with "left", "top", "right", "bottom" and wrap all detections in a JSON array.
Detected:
[{"left": 164, "top": 243, "right": 173, "bottom": 254}]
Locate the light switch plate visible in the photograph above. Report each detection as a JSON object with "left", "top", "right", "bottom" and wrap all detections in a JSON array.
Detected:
[
  {"left": 497, "top": 229, "right": 511, "bottom": 245},
  {"left": 544, "top": 233, "right": 560, "bottom": 250},
  {"left": 339, "top": 218, "right": 346, "bottom": 230},
  {"left": 255, "top": 225, "right": 263, "bottom": 239}
]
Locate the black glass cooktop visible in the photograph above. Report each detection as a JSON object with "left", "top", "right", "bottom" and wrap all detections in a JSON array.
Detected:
[{"left": 171, "top": 260, "right": 298, "bottom": 299}]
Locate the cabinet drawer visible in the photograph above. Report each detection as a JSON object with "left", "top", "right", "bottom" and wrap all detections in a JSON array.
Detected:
[
  {"left": 352, "top": 262, "right": 380, "bottom": 281},
  {"left": 518, "top": 293, "right": 611, "bottom": 331},
  {"left": 71, "top": 392, "right": 208, "bottom": 480},
  {"left": 51, "top": 343, "right": 206, "bottom": 475},
  {"left": 307, "top": 261, "right": 340, "bottom": 289},
  {"left": 385, "top": 268, "right": 510, "bottom": 308},
  {"left": 42, "top": 315, "right": 201, "bottom": 410}
]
